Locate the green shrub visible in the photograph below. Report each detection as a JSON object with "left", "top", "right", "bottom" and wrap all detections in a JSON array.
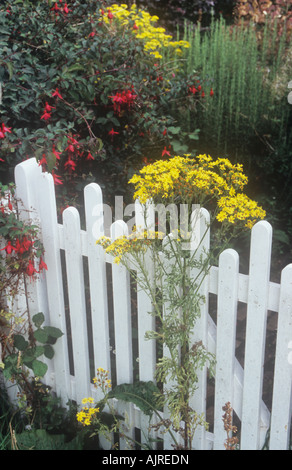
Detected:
[
  {"left": 175, "top": 15, "right": 291, "bottom": 167},
  {"left": 0, "top": 0, "right": 211, "bottom": 206}
]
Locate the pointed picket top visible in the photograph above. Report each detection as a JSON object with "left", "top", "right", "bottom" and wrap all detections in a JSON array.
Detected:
[
  {"left": 84, "top": 182, "right": 111, "bottom": 382},
  {"left": 63, "top": 206, "right": 91, "bottom": 403},
  {"left": 14, "top": 157, "right": 42, "bottom": 223},
  {"left": 84, "top": 182, "right": 105, "bottom": 240}
]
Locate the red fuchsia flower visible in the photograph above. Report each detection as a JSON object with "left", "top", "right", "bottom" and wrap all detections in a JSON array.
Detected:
[
  {"left": 26, "top": 259, "right": 38, "bottom": 277},
  {"left": 51, "top": 2, "right": 60, "bottom": 12},
  {"left": 15, "top": 236, "right": 33, "bottom": 255},
  {"left": 109, "top": 88, "right": 137, "bottom": 115},
  {"left": 197, "top": 85, "right": 202, "bottom": 91},
  {"left": 210, "top": 88, "right": 214, "bottom": 97},
  {"left": 162, "top": 146, "right": 171, "bottom": 157},
  {"left": 21, "top": 236, "right": 33, "bottom": 252},
  {"left": 86, "top": 152, "right": 94, "bottom": 161},
  {"left": 64, "top": 157, "right": 77, "bottom": 172},
  {"left": 52, "top": 88, "right": 63, "bottom": 99},
  {"left": 108, "top": 128, "right": 119, "bottom": 140},
  {"left": 189, "top": 86, "right": 197, "bottom": 95},
  {"left": 44, "top": 102, "right": 55, "bottom": 113},
  {"left": 52, "top": 171, "right": 63, "bottom": 185},
  {"left": 201, "top": 90, "right": 205, "bottom": 98},
  {"left": 41, "top": 111, "right": 51, "bottom": 121},
  {"left": 0, "top": 123, "right": 12, "bottom": 139},
  {"left": 163, "top": 128, "right": 167, "bottom": 136},
  {"left": 63, "top": 3, "right": 70, "bottom": 14},
  {"left": 107, "top": 10, "right": 114, "bottom": 20},
  {"left": 0, "top": 241, "right": 17, "bottom": 255},
  {"left": 52, "top": 145, "right": 61, "bottom": 160},
  {"left": 38, "top": 154, "right": 47, "bottom": 170},
  {"left": 38, "top": 257, "right": 48, "bottom": 273},
  {"left": 8, "top": 197, "right": 12, "bottom": 212}
]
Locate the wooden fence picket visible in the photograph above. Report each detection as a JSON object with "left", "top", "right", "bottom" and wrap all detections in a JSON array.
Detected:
[
  {"left": 269, "top": 264, "right": 292, "bottom": 449},
  {"left": 213, "top": 248, "right": 239, "bottom": 450},
  {"left": 84, "top": 183, "right": 111, "bottom": 386},
  {"left": 36, "top": 171, "right": 71, "bottom": 399},
  {"left": 63, "top": 207, "right": 91, "bottom": 404},
  {"left": 240, "top": 221, "right": 273, "bottom": 450},
  {"left": 110, "top": 220, "right": 135, "bottom": 449}
]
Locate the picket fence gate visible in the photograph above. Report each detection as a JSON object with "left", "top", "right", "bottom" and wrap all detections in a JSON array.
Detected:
[{"left": 5, "top": 157, "right": 292, "bottom": 450}]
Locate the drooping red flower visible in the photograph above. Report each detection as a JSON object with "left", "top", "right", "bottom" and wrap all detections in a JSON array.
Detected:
[
  {"left": 41, "top": 111, "right": 51, "bottom": 121},
  {"left": 52, "top": 171, "right": 63, "bottom": 185},
  {"left": 0, "top": 123, "right": 12, "bottom": 139},
  {"left": 0, "top": 241, "right": 17, "bottom": 255},
  {"left": 108, "top": 128, "right": 119, "bottom": 140},
  {"left": 51, "top": 2, "right": 60, "bottom": 12},
  {"left": 201, "top": 90, "right": 205, "bottom": 98},
  {"left": 86, "top": 152, "right": 94, "bottom": 161},
  {"left": 63, "top": 3, "right": 70, "bottom": 14},
  {"left": 2, "top": 123, "right": 11, "bottom": 135},
  {"left": 38, "top": 154, "right": 47, "bottom": 170},
  {"left": 162, "top": 146, "right": 171, "bottom": 157},
  {"left": 44, "top": 102, "right": 55, "bottom": 113},
  {"left": 108, "top": 10, "right": 114, "bottom": 20},
  {"left": 52, "top": 88, "right": 63, "bottom": 99},
  {"left": 64, "top": 157, "right": 77, "bottom": 172},
  {"left": 210, "top": 88, "right": 214, "bottom": 97},
  {"left": 189, "top": 86, "right": 197, "bottom": 95},
  {"left": 38, "top": 257, "right": 48, "bottom": 273},
  {"left": 26, "top": 259, "right": 38, "bottom": 277},
  {"left": 52, "top": 146, "right": 61, "bottom": 160}
]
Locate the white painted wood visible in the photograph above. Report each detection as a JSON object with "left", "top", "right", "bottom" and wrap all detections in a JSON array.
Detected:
[
  {"left": 189, "top": 208, "right": 210, "bottom": 450},
  {"left": 63, "top": 206, "right": 91, "bottom": 405},
  {"left": 84, "top": 183, "right": 111, "bottom": 386},
  {"left": 14, "top": 159, "right": 49, "bottom": 318},
  {"left": 213, "top": 248, "right": 239, "bottom": 450},
  {"left": 110, "top": 220, "right": 133, "bottom": 384},
  {"left": 269, "top": 264, "right": 292, "bottom": 449},
  {"left": 240, "top": 220, "right": 273, "bottom": 450},
  {"left": 136, "top": 252, "right": 156, "bottom": 382},
  {"left": 110, "top": 220, "right": 135, "bottom": 450}
]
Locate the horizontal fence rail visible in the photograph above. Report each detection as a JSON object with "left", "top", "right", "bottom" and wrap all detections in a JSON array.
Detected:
[{"left": 7, "top": 157, "right": 292, "bottom": 450}]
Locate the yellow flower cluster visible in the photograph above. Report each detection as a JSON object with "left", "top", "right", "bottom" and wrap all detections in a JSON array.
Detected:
[
  {"left": 128, "top": 154, "right": 266, "bottom": 229},
  {"left": 217, "top": 193, "right": 266, "bottom": 229},
  {"left": 76, "top": 398, "right": 100, "bottom": 427},
  {"left": 93, "top": 367, "right": 112, "bottom": 391},
  {"left": 102, "top": 4, "right": 190, "bottom": 59},
  {"left": 97, "top": 230, "right": 154, "bottom": 264}
]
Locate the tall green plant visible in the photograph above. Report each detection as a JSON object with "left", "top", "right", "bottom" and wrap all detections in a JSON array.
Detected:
[
  {"left": 96, "top": 153, "right": 266, "bottom": 449},
  {"left": 170, "top": 16, "right": 291, "bottom": 166}
]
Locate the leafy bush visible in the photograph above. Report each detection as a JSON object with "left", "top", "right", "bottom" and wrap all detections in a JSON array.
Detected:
[{"left": 0, "top": 0, "right": 212, "bottom": 207}]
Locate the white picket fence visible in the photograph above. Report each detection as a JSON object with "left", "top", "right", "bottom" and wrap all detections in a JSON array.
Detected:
[{"left": 8, "top": 157, "right": 292, "bottom": 450}]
